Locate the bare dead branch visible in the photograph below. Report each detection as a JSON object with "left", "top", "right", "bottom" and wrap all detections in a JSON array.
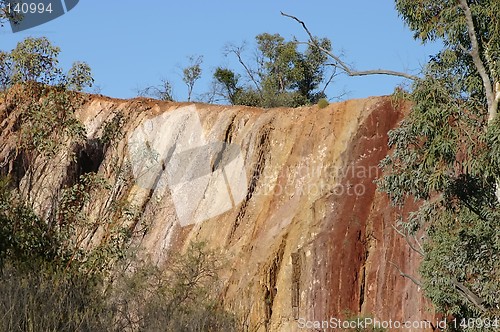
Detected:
[
  {"left": 282, "top": 12, "right": 419, "bottom": 81},
  {"left": 458, "top": 0, "right": 496, "bottom": 123},
  {"left": 320, "top": 66, "right": 339, "bottom": 96},
  {"left": 224, "top": 44, "right": 262, "bottom": 96},
  {"left": 388, "top": 261, "right": 422, "bottom": 287}
]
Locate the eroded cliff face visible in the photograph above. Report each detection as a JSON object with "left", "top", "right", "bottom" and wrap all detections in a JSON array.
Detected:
[{"left": 0, "top": 94, "right": 434, "bottom": 331}]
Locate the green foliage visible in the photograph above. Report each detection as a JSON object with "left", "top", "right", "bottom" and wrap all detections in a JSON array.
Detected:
[
  {"left": 396, "top": 0, "right": 500, "bottom": 56},
  {"left": 0, "top": 35, "right": 128, "bottom": 273},
  {"left": 57, "top": 173, "right": 106, "bottom": 235},
  {"left": 0, "top": 0, "right": 22, "bottom": 27},
  {"left": 260, "top": 89, "right": 309, "bottom": 109},
  {"left": 57, "top": 170, "right": 136, "bottom": 275},
  {"left": 183, "top": 55, "right": 203, "bottom": 102},
  {"left": 256, "top": 33, "right": 302, "bottom": 95},
  {"left": 419, "top": 208, "right": 499, "bottom": 320},
  {"left": 231, "top": 88, "right": 261, "bottom": 107},
  {"left": 218, "top": 33, "right": 333, "bottom": 107},
  {"left": 9, "top": 36, "right": 62, "bottom": 85},
  {"left": 15, "top": 84, "right": 86, "bottom": 157},
  {"left": 0, "top": 1, "right": 8, "bottom": 25},
  {"left": 65, "top": 61, "right": 94, "bottom": 92},
  {"left": 1, "top": 38, "right": 93, "bottom": 203},
  {"left": 380, "top": 0, "right": 500, "bottom": 326},
  {"left": 1, "top": 174, "right": 234, "bottom": 331},
  {"left": 0, "top": 172, "right": 127, "bottom": 273},
  {"left": 0, "top": 37, "right": 94, "bottom": 91},
  {"left": 0, "top": 37, "right": 99, "bottom": 268},
  {"left": 100, "top": 111, "right": 126, "bottom": 146},
  {"left": 0, "top": 177, "right": 59, "bottom": 265},
  {"left": 0, "top": 51, "right": 11, "bottom": 91},
  {"left": 213, "top": 67, "right": 241, "bottom": 105},
  {"left": 317, "top": 98, "right": 329, "bottom": 109},
  {"left": 0, "top": 238, "right": 235, "bottom": 331}
]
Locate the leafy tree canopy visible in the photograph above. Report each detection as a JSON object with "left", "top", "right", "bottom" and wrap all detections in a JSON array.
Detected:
[
  {"left": 212, "top": 32, "right": 334, "bottom": 107},
  {"left": 0, "top": 36, "right": 94, "bottom": 91}
]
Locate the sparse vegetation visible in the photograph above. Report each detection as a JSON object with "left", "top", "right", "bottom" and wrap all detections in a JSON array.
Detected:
[
  {"left": 317, "top": 98, "right": 329, "bottom": 109},
  {"left": 1, "top": 174, "right": 236, "bottom": 331},
  {"left": 111, "top": 242, "right": 236, "bottom": 332},
  {"left": 0, "top": 262, "right": 112, "bottom": 332},
  {"left": 141, "top": 32, "right": 336, "bottom": 108},
  {"left": 183, "top": 55, "right": 203, "bottom": 102},
  {"left": 136, "top": 78, "right": 175, "bottom": 102}
]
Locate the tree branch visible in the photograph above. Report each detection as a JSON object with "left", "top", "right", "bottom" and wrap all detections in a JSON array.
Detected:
[
  {"left": 392, "top": 225, "right": 425, "bottom": 257},
  {"left": 412, "top": 234, "right": 425, "bottom": 255},
  {"left": 388, "top": 261, "right": 422, "bottom": 287},
  {"left": 457, "top": 0, "right": 496, "bottom": 123},
  {"left": 281, "top": 12, "right": 419, "bottom": 81},
  {"left": 225, "top": 44, "right": 262, "bottom": 96},
  {"left": 320, "top": 66, "right": 339, "bottom": 96},
  {"left": 451, "top": 278, "right": 487, "bottom": 313}
]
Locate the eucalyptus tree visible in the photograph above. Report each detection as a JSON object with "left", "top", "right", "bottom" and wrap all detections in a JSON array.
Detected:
[
  {"left": 217, "top": 32, "right": 334, "bottom": 107},
  {"left": 183, "top": 55, "right": 203, "bottom": 102},
  {"left": 379, "top": 0, "right": 500, "bottom": 322}
]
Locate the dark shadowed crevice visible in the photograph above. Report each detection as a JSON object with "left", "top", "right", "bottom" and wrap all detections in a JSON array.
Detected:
[
  {"left": 65, "top": 139, "right": 105, "bottom": 187},
  {"left": 291, "top": 249, "right": 303, "bottom": 319},
  {"left": 228, "top": 124, "right": 272, "bottom": 240},
  {"left": 223, "top": 115, "right": 237, "bottom": 145},
  {"left": 6, "top": 151, "right": 28, "bottom": 189},
  {"left": 264, "top": 236, "right": 287, "bottom": 329}
]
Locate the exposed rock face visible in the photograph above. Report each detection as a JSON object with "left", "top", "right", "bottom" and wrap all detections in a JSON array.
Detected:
[{"left": 0, "top": 94, "right": 435, "bottom": 331}]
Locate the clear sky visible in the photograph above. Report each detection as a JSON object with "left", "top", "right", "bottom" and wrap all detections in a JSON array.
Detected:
[{"left": 1, "top": 1, "right": 441, "bottom": 102}]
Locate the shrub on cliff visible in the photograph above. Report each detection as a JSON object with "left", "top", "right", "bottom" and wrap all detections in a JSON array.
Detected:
[
  {"left": 0, "top": 176, "right": 113, "bottom": 331},
  {"left": 0, "top": 177, "right": 58, "bottom": 266},
  {"left": 210, "top": 33, "right": 334, "bottom": 107},
  {"left": 317, "top": 98, "right": 329, "bottom": 109}
]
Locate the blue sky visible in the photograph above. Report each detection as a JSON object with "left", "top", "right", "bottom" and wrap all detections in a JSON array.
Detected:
[{"left": 1, "top": 1, "right": 441, "bottom": 102}]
